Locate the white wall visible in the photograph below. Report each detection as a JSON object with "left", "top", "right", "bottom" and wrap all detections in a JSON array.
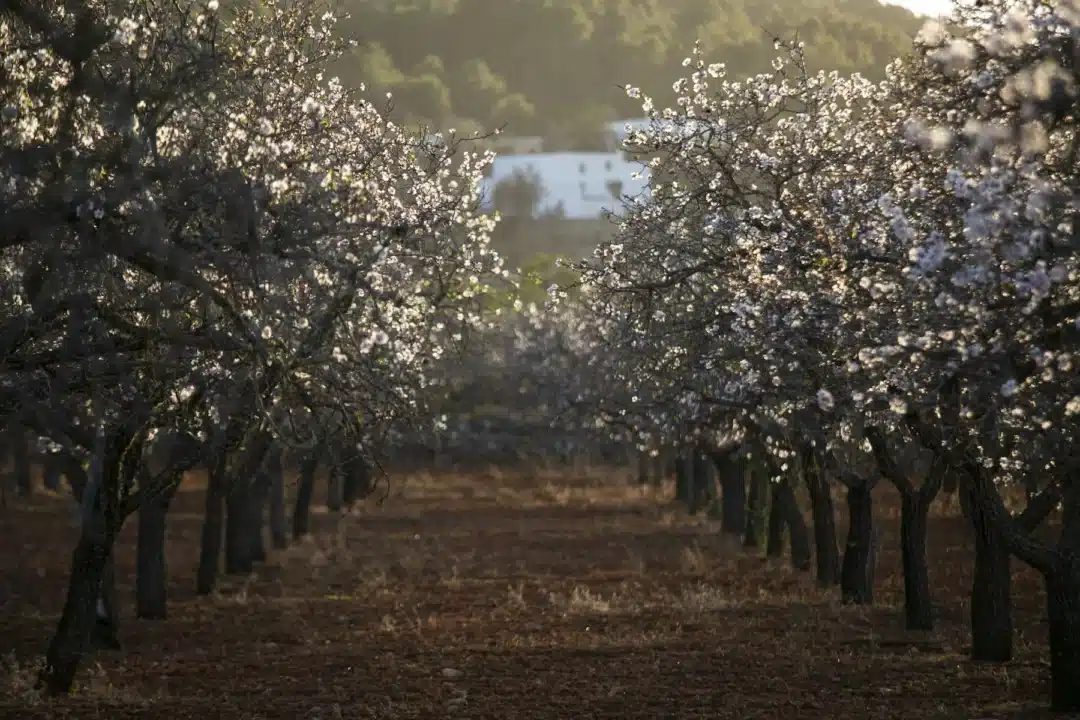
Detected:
[{"left": 480, "top": 152, "right": 651, "bottom": 220}]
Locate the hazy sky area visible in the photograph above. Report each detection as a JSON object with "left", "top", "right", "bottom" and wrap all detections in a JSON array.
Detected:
[{"left": 884, "top": 0, "right": 953, "bottom": 16}]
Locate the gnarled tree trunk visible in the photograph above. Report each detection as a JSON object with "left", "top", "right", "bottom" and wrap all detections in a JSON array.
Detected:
[
  {"left": 341, "top": 449, "right": 371, "bottom": 509},
  {"left": 674, "top": 452, "right": 691, "bottom": 508},
  {"left": 196, "top": 452, "right": 228, "bottom": 595},
  {"left": 744, "top": 461, "right": 767, "bottom": 550},
  {"left": 136, "top": 476, "right": 180, "bottom": 619},
  {"left": 897, "top": 468, "right": 942, "bottom": 630},
  {"left": 841, "top": 477, "right": 876, "bottom": 605},
  {"left": 40, "top": 426, "right": 133, "bottom": 696},
  {"left": 326, "top": 463, "right": 343, "bottom": 513},
  {"left": 963, "top": 483, "right": 1013, "bottom": 662},
  {"left": 766, "top": 481, "right": 786, "bottom": 558},
  {"left": 41, "top": 527, "right": 114, "bottom": 695},
  {"left": 689, "top": 451, "right": 715, "bottom": 516},
  {"left": 804, "top": 457, "right": 840, "bottom": 587},
  {"left": 267, "top": 450, "right": 287, "bottom": 550},
  {"left": 292, "top": 447, "right": 320, "bottom": 539},
  {"left": 865, "top": 429, "right": 944, "bottom": 630},
  {"left": 776, "top": 478, "right": 811, "bottom": 571},
  {"left": 1046, "top": 555, "right": 1080, "bottom": 712}
]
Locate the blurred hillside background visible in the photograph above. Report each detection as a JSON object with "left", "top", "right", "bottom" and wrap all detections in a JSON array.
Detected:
[{"left": 324, "top": 0, "right": 944, "bottom": 275}]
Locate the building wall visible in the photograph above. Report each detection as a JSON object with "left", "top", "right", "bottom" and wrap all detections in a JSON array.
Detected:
[{"left": 479, "top": 151, "right": 651, "bottom": 220}]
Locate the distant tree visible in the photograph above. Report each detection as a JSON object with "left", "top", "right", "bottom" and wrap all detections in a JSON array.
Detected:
[{"left": 493, "top": 168, "right": 546, "bottom": 220}]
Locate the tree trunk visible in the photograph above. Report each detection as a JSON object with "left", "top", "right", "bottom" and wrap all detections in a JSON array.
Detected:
[
  {"left": 805, "top": 464, "right": 841, "bottom": 587},
  {"left": 689, "top": 451, "right": 714, "bottom": 516},
  {"left": 196, "top": 455, "right": 227, "bottom": 595},
  {"left": 12, "top": 430, "right": 31, "bottom": 496},
  {"left": 1045, "top": 558, "right": 1080, "bottom": 712},
  {"left": 136, "top": 478, "right": 180, "bottom": 620},
  {"left": 766, "top": 481, "right": 786, "bottom": 558},
  {"left": 341, "top": 452, "right": 371, "bottom": 508},
  {"left": 292, "top": 449, "right": 319, "bottom": 539},
  {"left": 92, "top": 553, "right": 121, "bottom": 651},
  {"left": 39, "top": 528, "right": 114, "bottom": 695},
  {"left": 637, "top": 452, "right": 650, "bottom": 485},
  {"left": 899, "top": 489, "right": 936, "bottom": 631},
  {"left": 964, "top": 485, "right": 1013, "bottom": 662},
  {"left": 720, "top": 459, "right": 746, "bottom": 538},
  {"left": 651, "top": 452, "right": 666, "bottom": 488},
  {"left": 268, "top": 452, "right": 287, "bottom": 550},
  {"left": 248, "top": 470, "right": 272, "bottom": 564},
  {"left": 326, "top": 464, "right": 343, "bottom": 513},
  {"left": 744, "top": 462, "right": 766, "bottom": 550},
  {"left": 674, "top": 452, "right": 691, "bottom": 507},
  {"left": 225, "top": 482, "right": 254, "bottom": 575},
  {"left": 43, "top": 458, "right": 62, "bottom": 491},
  {"left": 223, "top": 438, "right": 273, "bottom": 575},
  {"left": 841, "top": 479, "right": 876, "bottom": 605},
  {"left": 778, "top": 479, "right": 811, "bottom": 571}
]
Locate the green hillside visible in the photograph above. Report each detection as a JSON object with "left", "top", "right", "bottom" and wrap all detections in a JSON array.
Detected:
[{"left": 329, "top": 0, "right": 925, "bottom": 143}]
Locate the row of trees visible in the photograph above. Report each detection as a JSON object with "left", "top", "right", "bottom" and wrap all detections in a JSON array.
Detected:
[
  {"left": 329, "top": 0, "right": 923, "bottom": 140},
  {"left": 551, "top": 0, "right": 1080, "bottom": 711},
  {"left": 0, "top": 0, "right": 507, "bottom": 695}
]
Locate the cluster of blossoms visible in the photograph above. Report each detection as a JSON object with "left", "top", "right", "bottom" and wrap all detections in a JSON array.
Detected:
[{"left": 0, "top": 0, "right": 503, "bottom": 450}]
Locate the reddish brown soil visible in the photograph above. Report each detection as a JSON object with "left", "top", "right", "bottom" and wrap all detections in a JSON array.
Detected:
[{"left": 0, "top": 471, "right": 1059, "bottom": 719}]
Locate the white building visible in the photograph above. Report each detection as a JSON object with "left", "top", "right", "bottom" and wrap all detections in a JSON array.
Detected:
[{"left": 479, "top": 151, "right": 650, "bottom": 220}]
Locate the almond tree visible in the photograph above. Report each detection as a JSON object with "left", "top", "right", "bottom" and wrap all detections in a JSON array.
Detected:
[
  {"left": 1, "top": 0, "right": 500, "bottom": 694},
  {"left": 844, "top": 1, "right": 1080, "bottom": 708}
]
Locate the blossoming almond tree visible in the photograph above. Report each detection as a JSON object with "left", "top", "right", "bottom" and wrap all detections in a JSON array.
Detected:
[
  {"left": 571, "top": 41, "right": 911, "bottom": 594},
  {"left": 842, "top": 0, "right": 1080, "bottom": 708},
  {"left": 569, "top": 1, "right": 1080, "bottom": 708},
  {"left": 1, "top": 0, "right": 500, "bottom": 694}
]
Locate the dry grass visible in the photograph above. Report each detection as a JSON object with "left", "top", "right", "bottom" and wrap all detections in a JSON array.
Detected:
[{"left": 0, "top": 467, "right": 1058, "bottom": 719}]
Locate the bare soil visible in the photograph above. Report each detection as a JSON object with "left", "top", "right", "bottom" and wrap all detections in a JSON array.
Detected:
[{"left": 0, "top": 469, "right": 1058, "bottom": 719}]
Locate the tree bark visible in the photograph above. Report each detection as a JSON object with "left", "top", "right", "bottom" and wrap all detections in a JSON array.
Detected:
[
  {"left": 1046, "top": 557, "right": 1080, "bottom": 712},
  {"left": 766, "top": 481, "right": 786, "bottom": 558},
  {"left": 720, "top": 458, "right": 746, "bottom": 538},
  {"left": 292, "top": 448, "right": 320, "bottom": 539},
  {"left": 964, "top": 484, "right": 1013, "bottom": 662},
  {"left": 805, "top": 461, "right": 841, "bottom": 587},
  {"left": 39, "top": 528, "right": 113, "bottom": 695},
  {"left": 247, "top": 469, "right": 273, "bottom": 564},
  {"left": 637, "top": 451, "right": 650, "bottom": 486},
  {"left": 223, "top": 439, "right": 272, "bottom": 575},
  {"left": 39, "top": 427, "right": 132, "bottom": 696},
  {"left": 341, "top": 450, "right": 371, "bottom": 508},
  {"left": 43, "top": 458, "right": 62, "bottom": 491},
  {"left": 651, "top": 452, "right": 666, "bottom": 488},
  {"left": 326, "top": 464, "right": 343, "bottom": 512},
  {"left": 864, "top": 429, "right": 945, "bottom": 630},
  {"left": 897, "top": 466, "right": 942, "bottom": 630},
  {"left": 744, "top": 461, "right": 766, "bottom": 550},
  {"left": 841, "top": 478, "right": 876, "bottom": 605},
  {"left": 689, "top": 451, "right": 714, "bottom": 516},
  {"left": 136, "top": 477, "right": 180, "bottom": 619},
  {"left": 196, "top": 453, "right": 227, "bottom": 595},
  {"left": 267, "top": 450, "right": 287, "bottom": 550},
  {"left": 674, "top": 452, "right": 691, "bottom": 508},
  {"left": 92, "top": 553, "right": 121, "bottom": 651},
  {"left": 12, "top": 430, "right": 31, "bottom": 496},
  {"left": 777, "top": 478, "right": 811, "bottom": 571},
  {"left": 224, "top": 482, "right": 254, "bottom": 575}
]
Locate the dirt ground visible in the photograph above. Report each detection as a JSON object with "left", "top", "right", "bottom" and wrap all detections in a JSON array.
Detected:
[{"left": 0, "top": 468, "right": 1060, "bottom": 719}]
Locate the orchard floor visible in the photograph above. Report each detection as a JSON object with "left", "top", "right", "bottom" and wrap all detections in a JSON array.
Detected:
[{"left": 0, "top": 468, "right": 1058, "bottom": 719}]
